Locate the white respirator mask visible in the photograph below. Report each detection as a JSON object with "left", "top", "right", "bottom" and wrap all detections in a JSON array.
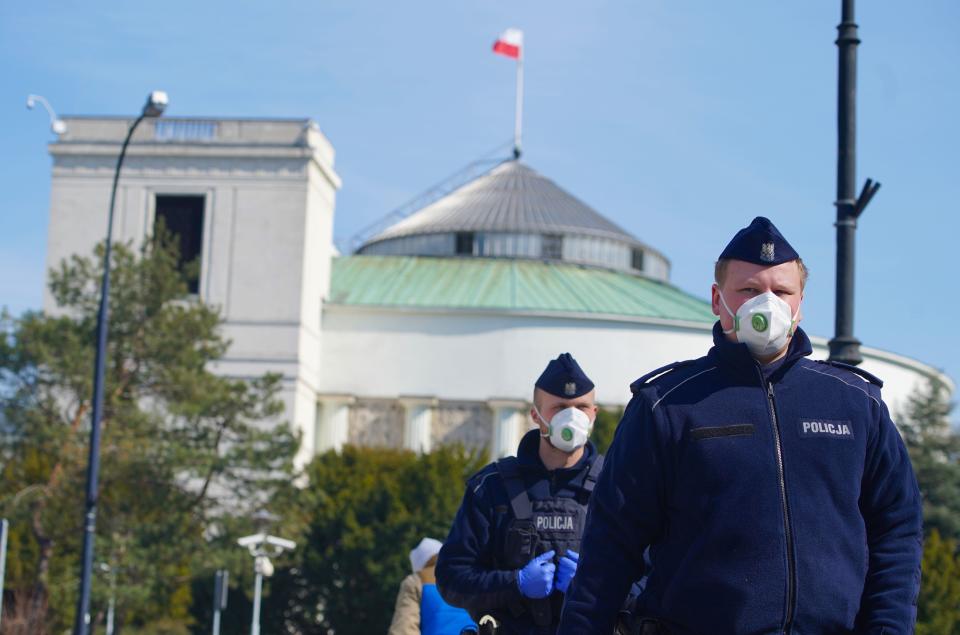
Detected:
[
  {"left": 535, "top": 406, "right": 592, "bottom": 453},
  {"left": 719, "top": 291, "right": 799, "bottom": 358}
]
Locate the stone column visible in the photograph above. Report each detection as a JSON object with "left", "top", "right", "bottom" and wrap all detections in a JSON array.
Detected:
[
  {"left": 487, "top": 400, "right": 529, "bottom": 458},
  {"left": 315, "top": 395, "right": 355, "bottom": 454},
  {"left": 400, "top": 396, "right": 438, "bottom": 454}
]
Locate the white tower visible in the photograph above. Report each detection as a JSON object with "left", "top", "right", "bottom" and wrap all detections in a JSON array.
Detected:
[{"left": 45, "top": 117, "right": 341, "bottom": 467}]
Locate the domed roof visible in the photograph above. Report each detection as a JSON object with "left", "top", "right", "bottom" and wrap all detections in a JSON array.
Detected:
[
  {"left": 364, "top": 161, "right": 641, "bottom": 245},
  {"left": 357, "top": 160, "right": 670, "bottom": 280}
]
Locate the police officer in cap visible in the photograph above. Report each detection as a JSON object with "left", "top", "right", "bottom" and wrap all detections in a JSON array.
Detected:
[
  {"left": 436, "top": 353, "right": 604, "bottom": 634},
  {"left": 558, "top": 217, "right": 923, "bottom": 634}
]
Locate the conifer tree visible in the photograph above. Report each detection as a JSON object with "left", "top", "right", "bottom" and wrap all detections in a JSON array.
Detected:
[
  {"left": 897, "top": 377, "right": 960, "bottom": 542},
  {"left": 261, "top": 445, "right": 486, "bottom": 635},
  {"left": 0, "top": 236, "right": 296, "bottom": 632},
  {"left": 915, "top": 530, "right": 960, "bottom": 635}
]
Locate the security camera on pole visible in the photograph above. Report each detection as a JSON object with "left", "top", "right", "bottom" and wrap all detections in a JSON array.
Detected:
[{"left": 238, "top": 510, "right": 295, "bottom": 635}]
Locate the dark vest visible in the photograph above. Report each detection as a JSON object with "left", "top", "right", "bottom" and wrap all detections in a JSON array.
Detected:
[{"left": 495, "top": 454, "right": 604, "bottom": 629}]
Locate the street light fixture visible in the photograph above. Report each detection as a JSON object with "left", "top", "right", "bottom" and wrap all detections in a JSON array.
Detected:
[
  {"left": 237, "top": 510, "right": 296, "bottom": 635},
  {"left": 827, "top": 0, "right": 880, "bottom": 366},
  {"left": 26, "top": 94, "right": 67, "bottom": 135},
  {"left": 72, "top": 91, "right": 168, "bottom": 635}
]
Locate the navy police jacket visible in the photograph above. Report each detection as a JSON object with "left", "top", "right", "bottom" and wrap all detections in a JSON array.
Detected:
[
  {"left": 437, "top": 429, "right": 602, "bottom": 635},
  {"left": 558, "top": 325, "right": 922, "bottom": 635}
]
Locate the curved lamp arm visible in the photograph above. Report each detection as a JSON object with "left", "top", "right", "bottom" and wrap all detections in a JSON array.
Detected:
[{"left": 26, "top": 94, "right": 67, "bottom": 135}]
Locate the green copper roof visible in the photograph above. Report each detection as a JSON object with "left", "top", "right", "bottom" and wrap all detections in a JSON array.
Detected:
[{"left": 328, "top": 256, "right": 715, "bottom": 325}]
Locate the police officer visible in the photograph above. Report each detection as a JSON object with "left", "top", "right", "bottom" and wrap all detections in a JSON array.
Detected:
[
  {"left": 436, "top": 353, "right": 604, "bottom": 635},
  {"left": 558, "top": 217, "right": 923, "bottom": 634}
]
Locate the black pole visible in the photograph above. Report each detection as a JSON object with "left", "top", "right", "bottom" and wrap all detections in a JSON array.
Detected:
[
  {"left": 73, "top": 112, "right": 146, "bottom": 635},
  {"left": 828, "top": 0, "right": 864, "bottom": 365}
]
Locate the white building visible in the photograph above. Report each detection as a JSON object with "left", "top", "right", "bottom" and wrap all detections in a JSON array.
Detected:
[{"left": 44, "top": 116, "right": 952, "bottom": 466}]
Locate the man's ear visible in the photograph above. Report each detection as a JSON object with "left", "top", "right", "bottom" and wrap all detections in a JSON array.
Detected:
[{"left": 711, "top": 283, "right": 722, "bottom": 317}]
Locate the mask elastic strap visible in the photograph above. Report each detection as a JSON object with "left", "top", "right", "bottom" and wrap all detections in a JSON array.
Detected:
[
  {"left": 788, "top": 307, "right": 800, "bottom": 336},
  {"left": 718, "top": 291, "right": 739, "bottom": 335},
  {"left": 533, "top": 405, "right": 550, "bottom": 438}
]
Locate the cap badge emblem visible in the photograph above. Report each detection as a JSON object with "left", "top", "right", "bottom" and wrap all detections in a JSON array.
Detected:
[
  {"left": 760, "top": 242, "right": 775, "bottom": 262},
  {"left": 564, "top": 382, "right": 576, "bottom": 396}
]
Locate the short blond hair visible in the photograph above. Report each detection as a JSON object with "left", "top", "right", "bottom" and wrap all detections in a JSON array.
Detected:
[{"left": 714, "top": 258, "right": 809, "bottom": 288}]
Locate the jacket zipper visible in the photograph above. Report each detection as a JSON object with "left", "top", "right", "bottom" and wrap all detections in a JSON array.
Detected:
[{"left": 765, "top": 379, "right": 796, "bottom": 633}]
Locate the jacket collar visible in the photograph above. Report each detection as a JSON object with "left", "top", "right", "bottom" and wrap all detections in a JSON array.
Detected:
[
  {"left": 707, "top": 321, "right": 812, "bottom": 377},
  {"left": 516, "top": 428, "right": 596, "bottom": 476}
]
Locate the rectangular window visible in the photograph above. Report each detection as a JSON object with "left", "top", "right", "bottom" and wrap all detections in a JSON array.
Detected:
[
  {"left": 455, "top": 232, "right": 474, "bottom": 255},
  {"left": 632, "top": 248, "right": 645, "bottom": 272},
  {"left": 155, "top": 194, "right": 204, "bottom": 294},
  {"left": 542, "top": 234, "right": 563, "bottom": 260}
]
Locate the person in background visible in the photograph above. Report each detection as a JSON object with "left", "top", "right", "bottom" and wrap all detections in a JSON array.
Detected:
[
  {"left": 436, "top": 353, "right": 603, "bottom": 634},
  {"left": 389, "top": 537, "right": 478, "bottom": 635}
]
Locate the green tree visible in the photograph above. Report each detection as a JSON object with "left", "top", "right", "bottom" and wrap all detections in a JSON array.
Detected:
[
  {"left": 0, "top": 236, "right": 296, "bottom": 632},
  {"left": 262, "top": 445, "right": 486, "bottom": 635},
  {"left": 916, "top": 530, "right": 960, "bottom": 635},
  {"left": 897, "top": 377, "right": 960, "bottom": 542}
]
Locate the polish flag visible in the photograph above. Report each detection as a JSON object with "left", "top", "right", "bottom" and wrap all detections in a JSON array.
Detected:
[{"left": 492, "top": 28, "right": 523, "bottom": 60}]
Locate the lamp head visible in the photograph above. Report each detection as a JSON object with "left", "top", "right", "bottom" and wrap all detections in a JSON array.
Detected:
[{"left": 142, "top": 90, "right": 168, "bottom": 117}]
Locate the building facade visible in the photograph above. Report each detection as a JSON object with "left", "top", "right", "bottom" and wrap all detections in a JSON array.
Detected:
[
  {"left": 46, "top": 117, "right": 340, "bottom": 467},
  {"left": 44, "top": 116, "right": 952, "bottom": 466}
]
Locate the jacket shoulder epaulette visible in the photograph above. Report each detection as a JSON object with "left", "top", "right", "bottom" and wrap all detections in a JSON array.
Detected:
[
  {"left": 815, "top": 360, "right": 884, "bottom": 388},
  {"left": 630, "top": 360, "right": 697, "bottom": 394}
]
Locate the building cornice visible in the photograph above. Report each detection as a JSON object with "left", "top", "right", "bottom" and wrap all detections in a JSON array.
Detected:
[{"left": 49, "top": 143, "right": 342, "bottom": 189}]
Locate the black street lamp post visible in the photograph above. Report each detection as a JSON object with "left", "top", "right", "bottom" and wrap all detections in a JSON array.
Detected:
[
  {"left": 73, "top": 91, "right": 168, "bottom": 635},
  {"left": 828, "top": 0, "right": 881, "bottom": 366}
]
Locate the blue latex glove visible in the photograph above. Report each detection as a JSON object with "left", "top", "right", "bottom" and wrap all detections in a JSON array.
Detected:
[
  {"left": 555, "top": 550, "right": 579, "bottom": 593},
  {"left": 517, "top": 550, "right": 556, "bottom": 598}
]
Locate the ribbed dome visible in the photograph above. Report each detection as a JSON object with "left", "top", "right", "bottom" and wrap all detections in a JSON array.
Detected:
[
  {"left": 365, "top": 161, "right": 638, "bottom": 243},
  {"left": 358, "top": 160, "right": 670, "bottom": 280}
]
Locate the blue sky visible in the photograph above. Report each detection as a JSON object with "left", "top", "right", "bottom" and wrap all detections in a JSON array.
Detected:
[{"left": 2, "top": 1, "right": 958, "bottom": 400}]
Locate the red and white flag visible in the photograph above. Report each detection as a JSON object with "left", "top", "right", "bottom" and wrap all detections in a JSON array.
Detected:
[{"left": 492, "top": 28, "right": 523, "bottom": 60}]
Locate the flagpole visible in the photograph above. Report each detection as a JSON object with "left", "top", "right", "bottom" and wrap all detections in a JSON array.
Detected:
[{"left": 514, "top": 52, "right": 523, "bottom": 159}]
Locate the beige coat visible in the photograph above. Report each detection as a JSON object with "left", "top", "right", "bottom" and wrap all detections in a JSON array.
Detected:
[{"left": 387, "top": 565, "right": 437, "bottom": 635}]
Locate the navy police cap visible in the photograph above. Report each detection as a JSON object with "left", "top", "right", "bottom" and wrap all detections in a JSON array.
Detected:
[
  {"left": 718, "top": 216, "right": 800, "bottom": 265},
  {"left": 535, "top": 353, "right": 594, "bottom": 398}
]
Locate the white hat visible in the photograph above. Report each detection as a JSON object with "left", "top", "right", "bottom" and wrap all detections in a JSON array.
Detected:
[{"left": 409, "top": 537, "right": 443, "bottom": 573}]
